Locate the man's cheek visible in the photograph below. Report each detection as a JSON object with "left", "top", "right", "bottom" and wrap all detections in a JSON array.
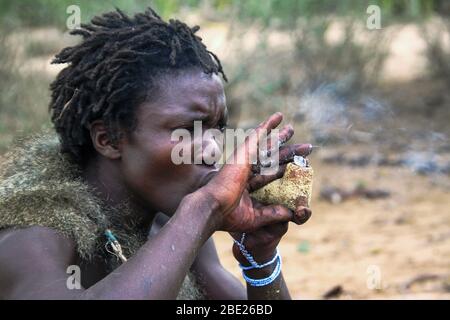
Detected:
[{"left": 151, "top": 144, "right": 188, "bottom": 177}]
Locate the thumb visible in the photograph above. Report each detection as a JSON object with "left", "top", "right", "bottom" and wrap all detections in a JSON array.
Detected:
[
  {"left": 293, "top": 206, "right": 312, "bottom": 225},
  {"left": 252, "top": 205, "right": 294, "bottom": 230}
]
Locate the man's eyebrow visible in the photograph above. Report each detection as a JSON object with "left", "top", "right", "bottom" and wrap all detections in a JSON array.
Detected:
[
  {"left": 188, "top": 100, "right": 210, "bottom": 113},
  {"left": 179, "top": 99, "right": 226, "bottom": 124},
  {"left": 171, "top": 111, "right": 209, "bottom": 126},
  {"left": 183, "top": 100, "right": 213, "bottom": 118},
  {"left": 184, "top": 111, "right": 209, "bottom": 121}
]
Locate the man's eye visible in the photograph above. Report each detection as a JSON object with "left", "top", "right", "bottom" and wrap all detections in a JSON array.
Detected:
[
  {"left": 178, "top": 125, "right": 194, "bottom": 132},
  {"left": 217, "top": 125, "right": 227, "bottom": 132}
]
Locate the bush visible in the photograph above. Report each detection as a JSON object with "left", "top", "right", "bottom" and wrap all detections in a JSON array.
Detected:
[
  {"left": 0, "top": 30, "right": 52, "bottom": 154},
  {"left": 422, "top": 17, "right": 450, "bottom": 85}
]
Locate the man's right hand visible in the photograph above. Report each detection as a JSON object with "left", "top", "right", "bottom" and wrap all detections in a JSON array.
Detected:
[{"left": 195, "top": 112, "right": 312, "bottom": 233}]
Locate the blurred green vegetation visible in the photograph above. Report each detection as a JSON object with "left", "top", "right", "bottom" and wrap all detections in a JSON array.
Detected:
[
  {"left": 230, "top": 0, "right": 442, "bottom": 27},
  {"left": 0, "top": 0, "right": 449, "bottom": 154},
  {"left": 0, "top": 0, "right": 151, "bottom": 28},
  {"left": 0, "top": 0, "right": 447, "bottom": 29}
]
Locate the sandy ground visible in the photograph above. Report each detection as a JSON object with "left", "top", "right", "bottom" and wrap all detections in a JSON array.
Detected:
[{"left": 213, "top": 157, "right": 450, "bottom": 299}]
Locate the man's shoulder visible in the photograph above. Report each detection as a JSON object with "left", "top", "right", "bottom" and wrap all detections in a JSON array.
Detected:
[
  {"left": 0, "top": 226, "right": 79, "bottom": 299},
  {"left": 0, "top": 131, "right": 104, "bottom": 261},
  {"left": 0, "top": 226, "right": 77, "bottom": 262}
]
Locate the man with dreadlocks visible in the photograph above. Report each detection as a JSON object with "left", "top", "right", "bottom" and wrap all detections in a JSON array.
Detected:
[{"left": 0, "top": 8, "right": 312, "bottom": 299}]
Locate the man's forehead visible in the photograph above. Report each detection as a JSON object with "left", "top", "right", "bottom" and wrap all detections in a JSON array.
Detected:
[
  {"left": 162, "top": 71, "right": 224, "bottom": 99},
  {"left": 138, "top": 71, "right": 226, "bottom": 119}
]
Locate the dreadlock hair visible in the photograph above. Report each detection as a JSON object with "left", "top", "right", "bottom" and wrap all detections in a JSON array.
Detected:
[{"left": 49, "top": 7, "right": 227, "bottom": 166}]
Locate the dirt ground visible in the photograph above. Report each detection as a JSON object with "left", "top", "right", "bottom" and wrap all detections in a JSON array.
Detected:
[{"left": 214, "top": 156, "right": 450, "bottom": 299}]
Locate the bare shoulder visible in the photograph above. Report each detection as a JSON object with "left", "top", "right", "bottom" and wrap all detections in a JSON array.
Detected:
[
  {"left": 0, "top": 226, "right": 76, "bottom": 262},
  {"left": 0, "top": 226, "right": 78, "bottom": 299}
]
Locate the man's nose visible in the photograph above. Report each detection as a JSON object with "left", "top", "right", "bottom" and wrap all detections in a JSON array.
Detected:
[
  {"left": 201, "top": 138, "right": 222, "bottom": 166},
  {"left": 192, "top": 135, "right": 222, "bottom": 165}
]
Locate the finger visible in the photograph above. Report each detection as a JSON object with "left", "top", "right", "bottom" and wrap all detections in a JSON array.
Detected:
[
  {"left": 231, "top": 113, "right": 284, "bottom": 167},
  {"left": 209, "top": 113, "right": 284, "bottom": 199},
  {"left": 265, "top": 124, "right": 294, "bottom": 153},
  {"left": 252, "top": 205, "right": 294, "bottom": 230},
  {"left": 292, "top": 206, "right": 312, "bottom": 225},
  {"left": 248, "top": 164, "right": 286, "bottom": 192},
  {"left": 242, "top": 112, "right": 284, "bottom": 173},
  {"left": 256, "top": 112, "right": 284, "bottom": 136},
  {"left": 278, "top": 124, "right": 295, "bottom": 146},
  {"left": 249, "top": 142, "right": 314, "bottom": 195},
  {"left": 258, "top": 139, "right": 312, "bottom": 170},
  {"left": 247, "top": 114, "right": 281, "bottom": 159},
  {"left": 279, "top": 143, "right": 313, "bottom": 164}
]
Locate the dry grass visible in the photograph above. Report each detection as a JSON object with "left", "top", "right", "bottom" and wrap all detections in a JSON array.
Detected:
[{"left": 0, "top": 28, "right": 71, "bottom": 154}]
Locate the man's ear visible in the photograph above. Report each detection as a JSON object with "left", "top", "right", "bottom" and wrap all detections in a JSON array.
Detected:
[{"left": 88, "top": 120, "right": 122, "bottom": 160}]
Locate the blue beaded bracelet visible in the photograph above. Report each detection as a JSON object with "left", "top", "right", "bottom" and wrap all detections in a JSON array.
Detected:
[
  {"left": 238, "top": 248, "right": 280, "bottom": 271},
  {"left": 233, "top": 233, "right": 282, "bottom": 286},
  {"left": 241, "top": 255, "right": 282, "bottom": 287},
  {"left": 233, "top": 233, "right": 280, "bottom": 270}
]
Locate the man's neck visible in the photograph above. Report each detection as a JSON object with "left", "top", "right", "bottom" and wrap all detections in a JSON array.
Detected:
[{"left": 81, "top": 156, "right": 155, "bottom": 231}]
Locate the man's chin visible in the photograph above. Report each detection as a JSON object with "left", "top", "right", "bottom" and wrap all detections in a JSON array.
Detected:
[{"left": 156, "top": 183, "right": 206, "bottom": 216}]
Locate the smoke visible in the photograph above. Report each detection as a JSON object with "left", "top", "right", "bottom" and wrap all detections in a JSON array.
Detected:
[
  {"left": 402, "top": 131, "right": 450, "bottom": 176},
  {"left": 297, "top": 83, "right": 351, "bottom": 144},
  {"left": 296, "top": 81, "right": 450, "bottom": 185},
  {"left": 297, "top": 82, "right": 392, "bottom": 145}
]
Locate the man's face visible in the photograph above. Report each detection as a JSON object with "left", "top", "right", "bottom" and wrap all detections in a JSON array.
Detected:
[{"left": 119, "top": 69, "right": 228, "bottom": 215}]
